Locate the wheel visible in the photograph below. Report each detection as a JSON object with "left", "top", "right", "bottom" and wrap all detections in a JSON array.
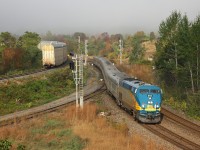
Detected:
[{"left": 116, "top": 99, "right": 122, "bottom": 107}]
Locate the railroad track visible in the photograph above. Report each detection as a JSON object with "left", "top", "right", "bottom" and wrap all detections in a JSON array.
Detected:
[
  {"left": 0, "top": 61, "right": 68, "bottom": 82},
  {"left": 142, "top": 124, "right": 200, "bottom": 150},
  {"left": 0, "top": 68, "right": 47, "bottom": 81},
  {"left": 0, "top": 64, "right": 105, "bottom": 127},
  {"left": 108, "top": 94, "right": 200, "bottom": 149},
  {"left": 141, "top": 107, "right": 200, "bottom": 149},
  {"left": 0, "top": 81, "right": 106, "bottom": 127},
  {"left": 161, "top": 107, "right": 200, "bottom": 134}
]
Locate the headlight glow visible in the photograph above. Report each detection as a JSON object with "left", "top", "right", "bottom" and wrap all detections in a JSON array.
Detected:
[{"left": 142, "top": 104, "right": 145, "bottom": 109}]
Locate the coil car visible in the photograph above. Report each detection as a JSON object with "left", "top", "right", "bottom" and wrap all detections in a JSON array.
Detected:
[{"left": 93, "top": 57, "right": 162, "bottom": 123}]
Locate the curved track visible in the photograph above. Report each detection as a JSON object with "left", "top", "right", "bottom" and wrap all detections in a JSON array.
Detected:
[
  {"left": 0, "top": 62, "right": 68, "bottom": 82},
  {"left": 107, "top": 89, "right": 200, "bottom": 149},
  {"left": 142, "top": 124, "right": 200, "bottom": 150},
  {"left": 0, "top": 64, "right": 105, "bottom": 127},
  {"left": 161, "top": 107, "right": 200, "bottom": 134},
  {"left": 0, "top": 68, "right": 47, "bottom": 81}
]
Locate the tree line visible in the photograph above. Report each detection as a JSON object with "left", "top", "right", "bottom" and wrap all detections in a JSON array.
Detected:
[
  {"left": 0, "top": 30, "right": 155, "bottom": 75},
  {"left": 155, "top": 11, "right": 200, "bottom": 117},
  {"left": 0, "top": 31, "right": 42, "bottom": 74},
  {"left": 155, "top": 11, "right": 200, "bottom": 93},
  {"left": 42, "top": 31, "right": 155, "bottom": 63}
]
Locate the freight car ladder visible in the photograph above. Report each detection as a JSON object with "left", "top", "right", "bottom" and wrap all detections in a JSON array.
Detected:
[{"left": 79, "top": 54, "right": 84, "bottom": 108}]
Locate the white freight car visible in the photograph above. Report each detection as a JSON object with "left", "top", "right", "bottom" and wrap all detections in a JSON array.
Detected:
[{"left": 38, "top": 41, "right": 67, "bottom": 67}]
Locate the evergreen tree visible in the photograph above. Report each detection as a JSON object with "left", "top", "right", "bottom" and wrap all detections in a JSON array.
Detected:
[{"left": 155, "top": 11, "right": 182, "bottom": 86}]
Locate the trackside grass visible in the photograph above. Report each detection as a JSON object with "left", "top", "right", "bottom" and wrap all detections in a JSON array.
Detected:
[
  {"left": 0, "top": 67, "right": 75, "bottom": 115},
  {"left": 0, "top": 103, "right": 165, "bottom": 150}
]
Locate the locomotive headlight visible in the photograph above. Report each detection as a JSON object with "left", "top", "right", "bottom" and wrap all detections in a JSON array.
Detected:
[
  {"left": 148, "top": 101, "right": 153, "bottom": 104},
  {"left": 154, "top": 104, "right": 159, "bottom": 108},
  {"left": 142, "top": 104, "right": 145, "bottom": 109}
]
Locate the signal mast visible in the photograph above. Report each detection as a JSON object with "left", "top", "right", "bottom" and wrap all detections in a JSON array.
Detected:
[
  {"left": 72, "top": 36, "right": 84, "bottom": 109},
  {"left": 119, "top": 38, "right": 123, "bottom": 64}
]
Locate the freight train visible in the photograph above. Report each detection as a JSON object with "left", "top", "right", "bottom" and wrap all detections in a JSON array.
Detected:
[
  {"left": 93, "top": 57, "right": 162, "bottom": 123},
  {"left": 38, "top": 41, "right": 67, "bottom": 68}
]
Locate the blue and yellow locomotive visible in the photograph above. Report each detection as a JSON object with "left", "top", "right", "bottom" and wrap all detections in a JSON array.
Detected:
[
  {"left": 93, "top": 57, "right": 162, "bottom": 123},
  {"left": 119, "top": 79, "right": 162, "bottom": 123}
]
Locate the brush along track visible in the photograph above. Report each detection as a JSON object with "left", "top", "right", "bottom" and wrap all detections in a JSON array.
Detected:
[
  {"left": 142, "top": 124, "right": 200, "bottom": 150},
  {"left": 0, "top": 64, "right": 105, "bottom": 127},
  {"left": 161, "top": 107, "right": 200, "bottom": 134},
  {"left": 0, "top": 62, "right": 68, "bottom": 82},
  {"left": 0, "top": 68, "right": 47, "bottom": 81},
  {"left": 0, "top": 81, "right": 105, "bottom": 127}
]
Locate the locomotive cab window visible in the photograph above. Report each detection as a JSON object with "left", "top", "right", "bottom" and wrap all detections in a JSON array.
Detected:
[
  {"left": 140, "top": 89, "right": 149, "bottom": 94},
  {"left": 150, "top": 89, "right": 160, "bottom": 94}
]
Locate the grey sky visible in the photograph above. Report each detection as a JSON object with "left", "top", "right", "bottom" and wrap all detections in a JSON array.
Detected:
[{"left": 0, "top": 0, "right": 199, "bottom": 35}]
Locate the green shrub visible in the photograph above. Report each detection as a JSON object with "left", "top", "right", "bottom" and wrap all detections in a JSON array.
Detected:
[
  {"left": 58, "top": 129, "right": 72, "bottom": 137},
  {"left": 0, "top": 140, "right": 12, "bottom": 150},
  {"left": 65, "top": 136, "right": 86, "bottom": 150},
  {"left": 44, "top": 119, "right": 64, "bottom": 130},
  {"left": 0, "top": 67, "right": 76, "bottom": 115},
  {"left": 17, "top": 144, "right": 26, "bottom": 150}
]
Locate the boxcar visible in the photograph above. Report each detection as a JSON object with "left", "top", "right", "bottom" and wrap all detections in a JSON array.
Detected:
[{"left": 38, "top": 41, "right": 67, "bottom": 67}]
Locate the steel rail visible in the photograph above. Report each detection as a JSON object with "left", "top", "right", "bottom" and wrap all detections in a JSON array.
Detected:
[
  {"left": 0, "top": 83, "right": 105, "bottom": 127},
  {"left": 161, "top": 107, "right": 200, "bottom": 134},
  {"left": 142, "top": 124, "right": 200, "bottom": 150}
]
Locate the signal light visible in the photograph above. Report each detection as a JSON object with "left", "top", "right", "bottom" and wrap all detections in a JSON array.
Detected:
[{"left": 69, "top": 61, "right": 74, "bottom": 70}]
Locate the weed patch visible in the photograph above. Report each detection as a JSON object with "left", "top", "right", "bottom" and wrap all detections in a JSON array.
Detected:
[{"left": 0, "top": 67, "right": 75, "bottom": 115}]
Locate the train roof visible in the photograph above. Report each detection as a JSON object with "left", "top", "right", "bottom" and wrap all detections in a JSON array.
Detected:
[
  {"left": 96, "top": 57, "right": 130, "bottom": 84},
  {"left": 121, "top": 78, "right": 159, "bottom": 89},
  {"left": 95, "top": 57, "right": 160, "bottom": 90},
  {"left": 38, "top": 41, "right": 66, "bottom": 49}
]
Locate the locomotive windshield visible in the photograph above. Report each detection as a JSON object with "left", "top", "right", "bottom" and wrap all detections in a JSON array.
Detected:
[
  {"left": 150, "top": 89, "right": 160, "bottom": 93},
  {"left": 140, "top": 89, "right": 149, "bottom": 94},
  {"left": 139, "top": 89, "right": 161, "bottom": 94}
]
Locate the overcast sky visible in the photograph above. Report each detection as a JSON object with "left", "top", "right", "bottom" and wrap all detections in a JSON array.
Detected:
[{"left": 0, "top": 0, "right": 199, "bottom": 35}]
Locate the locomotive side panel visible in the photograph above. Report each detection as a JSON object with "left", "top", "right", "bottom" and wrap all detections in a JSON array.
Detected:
[{"left": 118, "top": 85, "right": 141, "bottom": 111}]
